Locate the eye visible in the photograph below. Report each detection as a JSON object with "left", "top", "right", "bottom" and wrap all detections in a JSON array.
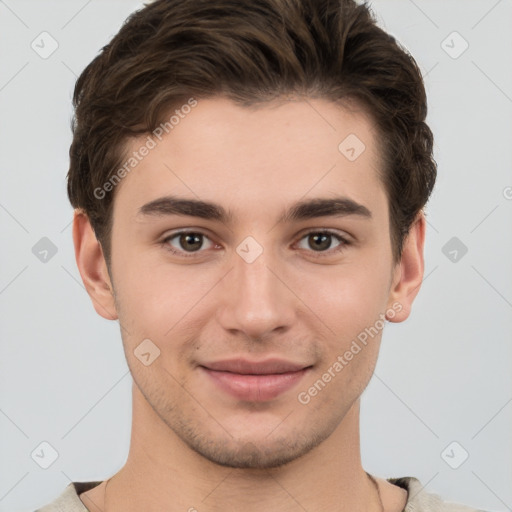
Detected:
[
  {"left": 160, "top": 229, "right": 351, "bottom": 259},
  {"left": 161, "top": 231, "right": 216, "bottom": 257},
  {"left": 295, "top": 230, "right": 350, "bottom": 257}
]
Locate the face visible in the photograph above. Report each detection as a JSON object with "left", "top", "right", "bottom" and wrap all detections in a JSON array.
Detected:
[{"left": 95, "top": 96, "right": 410, "bottom": 469}]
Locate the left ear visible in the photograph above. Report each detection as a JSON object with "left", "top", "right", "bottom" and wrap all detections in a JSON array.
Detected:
[{"left": 386, "top": 211, "right": 426, "bottom": 323}]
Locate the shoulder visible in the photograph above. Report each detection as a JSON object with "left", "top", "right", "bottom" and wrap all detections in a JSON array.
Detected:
[
  {"left": 35, "top": 481, "right": 102, "bottom": 511},
  {"left": 387, "top": 476, "right": 491, "bottom": 512}
]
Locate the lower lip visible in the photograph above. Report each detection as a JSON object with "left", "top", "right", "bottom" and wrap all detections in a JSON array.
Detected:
[{"left": 200, "top": 366, "right": 311, "bottom": 402}]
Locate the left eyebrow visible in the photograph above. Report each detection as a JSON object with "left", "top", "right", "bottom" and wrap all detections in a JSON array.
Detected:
[
  {"left": 136, "top": 195, "right": 372, "bottom": 225},
  {"left": 277, "top": 196, "right": 372, "bottom": 223}
]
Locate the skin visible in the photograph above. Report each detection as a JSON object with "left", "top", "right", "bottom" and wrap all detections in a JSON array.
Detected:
[{"left": 75, "top": 96, "right": 425, "bottom": 512}]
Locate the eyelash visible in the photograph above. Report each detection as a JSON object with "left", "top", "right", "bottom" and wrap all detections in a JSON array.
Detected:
[{"left": 160, "top": 229, "right": 351, "bottom": 259}]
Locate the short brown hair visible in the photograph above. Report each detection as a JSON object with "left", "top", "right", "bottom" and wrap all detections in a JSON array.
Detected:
[{"left": 67, "top": 0, "right": 436, "bottom": 266}]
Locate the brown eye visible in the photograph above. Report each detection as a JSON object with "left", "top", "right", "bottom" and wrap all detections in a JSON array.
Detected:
[
  {"left": 177, "top": 233, "right": 203, "bottom": 252},
  {"left": 296, "top": 230, "right": 350, "bottom": 256},
  {"left": 307, "top": 233, "right": 332, "bottom": 251},
  {"left": 162, "top": 231, "right": 215, "bottom": 257}
]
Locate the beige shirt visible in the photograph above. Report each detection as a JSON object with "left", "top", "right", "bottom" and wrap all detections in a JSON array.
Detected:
[{"left": 35, "top": 477, "right": 487, "bottom": 511}]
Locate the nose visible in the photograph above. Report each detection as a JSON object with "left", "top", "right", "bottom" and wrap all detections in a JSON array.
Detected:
[{"left": 216, "top": 242, "right": 296, "bottom": 341}]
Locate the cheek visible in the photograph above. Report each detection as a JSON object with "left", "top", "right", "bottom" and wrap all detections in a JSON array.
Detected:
[
  {"left": 294, "top": 258, "right": 392, "bottom": 379},
  {"left": 112, "top": 253, "right": 215, "bottom": 349},
  {"left": 302, "top": 259, "right": 391, "bottom": 329},
  {"left": 297, "top": 268, "right": 387, "bottom": 407}
]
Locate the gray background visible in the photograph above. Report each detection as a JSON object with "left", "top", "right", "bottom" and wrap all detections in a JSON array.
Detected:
[{"left": 1, "top": 0, "right": 511, "bottom": 510}]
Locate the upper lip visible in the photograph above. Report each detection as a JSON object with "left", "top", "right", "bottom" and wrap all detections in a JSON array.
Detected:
[{"left": 201, "top": 358, "right": 311, "bottom": 375}]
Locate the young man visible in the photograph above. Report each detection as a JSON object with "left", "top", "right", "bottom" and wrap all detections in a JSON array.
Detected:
[{"left": 37, "top": 0, "right": 487, "bottom": 510}]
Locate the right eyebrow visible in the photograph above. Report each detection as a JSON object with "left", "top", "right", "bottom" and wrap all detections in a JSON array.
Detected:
[{"left": 137, "top": 196, "right": 234, "bottom": 224}]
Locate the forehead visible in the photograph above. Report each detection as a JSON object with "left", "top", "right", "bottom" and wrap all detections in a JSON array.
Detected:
[{"left": 113, "top": 96, "right": 386, "bottom": 221}]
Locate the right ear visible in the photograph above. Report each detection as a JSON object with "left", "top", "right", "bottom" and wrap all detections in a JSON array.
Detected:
[{"left": 72, "top": 209, "right": 118, "bottom": 320}]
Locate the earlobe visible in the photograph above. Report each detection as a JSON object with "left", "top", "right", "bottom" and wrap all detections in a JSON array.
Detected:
[
  {"left": 386, "top": 212, "right": 426, "bottom": 323},
  {"left": 72, "top": 209, "right": 118, "bottom": 321}
]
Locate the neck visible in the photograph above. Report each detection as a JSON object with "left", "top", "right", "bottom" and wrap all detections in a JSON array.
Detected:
[{"left": 99, "top": 384, "right": 383, "bottom": 512}]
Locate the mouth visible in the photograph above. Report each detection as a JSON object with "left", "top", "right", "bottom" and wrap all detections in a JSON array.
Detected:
[{"left": 199, "top": 358, "right": 313, "bottom": 402}]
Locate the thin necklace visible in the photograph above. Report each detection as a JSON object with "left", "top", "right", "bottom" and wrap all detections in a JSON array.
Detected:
[
  {"left": 104, "top": 472, "right": 384, "bottom": 512},
  {"left": 366, "top": 471, "right": 384, "bottom": 512},
  {"left": 103, "top": 476, "right": 112, "bottom": 512}
]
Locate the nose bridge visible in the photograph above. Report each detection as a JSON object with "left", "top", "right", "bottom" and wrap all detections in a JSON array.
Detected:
[
  {"left": 217, "top": 237, "right": 295, "bottom": 338},
  {"left": 234, "top": 245, "right": 277, "bottom": 299}
]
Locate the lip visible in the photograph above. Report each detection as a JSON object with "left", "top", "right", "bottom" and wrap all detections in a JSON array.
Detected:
[
  {"left": 201, "top": 358, "right": 310, "bottom": 374},
  {"left": 199, "top": 358, "right": 312, "bottom": 402}
]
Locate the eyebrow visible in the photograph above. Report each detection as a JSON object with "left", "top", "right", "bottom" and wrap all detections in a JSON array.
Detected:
[{"left": 136, "top": 195, "right": 372, "bottom": 225}]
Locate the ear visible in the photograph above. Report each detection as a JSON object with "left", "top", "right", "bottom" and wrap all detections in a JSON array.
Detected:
[
  {"left": 386, "top": 211, "right": 426, "bottom": 323},
  {"left": 72, "top": 209, "right": 118, "bottom": 320}
]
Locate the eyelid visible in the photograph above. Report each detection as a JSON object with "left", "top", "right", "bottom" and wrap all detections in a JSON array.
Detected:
[{"left": 297, "top": 227, "right": 352, "bottom": 243}]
